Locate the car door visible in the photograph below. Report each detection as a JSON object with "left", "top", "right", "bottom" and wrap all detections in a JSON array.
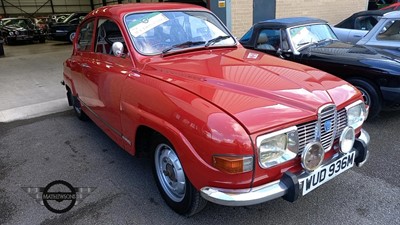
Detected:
[
  {"left": 82, "top": 18, "right": 131, "bottom": 135},
  {"left": 66, "top": 19, "right": 95, "bottom": 104}
]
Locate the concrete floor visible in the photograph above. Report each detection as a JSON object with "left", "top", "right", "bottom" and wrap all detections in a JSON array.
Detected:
[{"left": 0, "top": 41, "right": 72, "bottom": 122}]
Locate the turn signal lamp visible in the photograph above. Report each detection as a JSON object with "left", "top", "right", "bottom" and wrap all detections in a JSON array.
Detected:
[{"left": 212, "top": 155, "right": 253, "bottom": 174}]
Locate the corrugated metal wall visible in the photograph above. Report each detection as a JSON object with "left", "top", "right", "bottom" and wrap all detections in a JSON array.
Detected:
[
  {"left": 0, "top": 0, "right": 190, "bottom": 18},
  {"left": 0, "top": 0, "right": 91, "bottom": 17}
]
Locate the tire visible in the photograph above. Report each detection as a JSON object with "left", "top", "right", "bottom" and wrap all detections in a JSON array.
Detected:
[
  {"left": 152, "top": 134, "right": 207, "bottom": 216},
  {"left": 68, "top": 32, "right": 76, "bottom": 43},
  {"left": 67, "top": 89, "right": 87, "bottom": 121},
  {"left": 39, "top": 38, "right": 46, "bottom": 43},
  {"left": 348, "top": 78, "right": 382, "bottom": 119}
]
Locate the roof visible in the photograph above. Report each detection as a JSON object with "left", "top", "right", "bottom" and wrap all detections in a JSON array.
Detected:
[
  {"left": 86, "top": 3, "right": 207, "bottom": 21},
  {"left": 383, "top": 10, "right": 400, "bottom": 19},
  {"left": 255, "top": 17, "right": 327, "bottom": 29},
  {"left": 347, "top": 9, "right": 391, "bottom": 18}
]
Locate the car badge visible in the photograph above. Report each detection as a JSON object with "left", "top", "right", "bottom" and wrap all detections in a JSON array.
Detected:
[{"left": 324, "top": 120, "right": 332, "bottom": 132}]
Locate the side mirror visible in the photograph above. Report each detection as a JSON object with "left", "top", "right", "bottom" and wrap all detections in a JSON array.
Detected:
[{"left": 112, "top": 42, "right": 124, "bottom": 57}]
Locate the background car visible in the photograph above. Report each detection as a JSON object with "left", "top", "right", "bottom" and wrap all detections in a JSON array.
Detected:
[
  {"left": 33, "top": 16, "right": 49, "bottom": 34},
  {"left": 369, "top": 0, "right": 400, "bottom": 9},
  {"left": 332, "top": 10, "right": 389, "bottom": 44},
  {"left": 357, "top": 11, "right": 400, "bottom": 48},
  {"left": 47, "top": 12, "right": 87, "bottom": 43},
  {"left": 0, "top": 18, "right": 46, "bottom": 44},
  {"left": 239, "top": 17, "right": 400, "bottom": 119},
  {"left": 380, "top": 2, "right": 400, "bottom": 10},
  {"left": 63, "top": 3, "right": 369, "bottom": 216}
]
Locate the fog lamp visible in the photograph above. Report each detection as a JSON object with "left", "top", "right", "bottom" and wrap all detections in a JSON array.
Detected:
[
  {"left": 339, "top": 126, "right": 355, "bottom": 154},
  {"left": 301, "top": 142, "right": 324, "bottom": 172}
]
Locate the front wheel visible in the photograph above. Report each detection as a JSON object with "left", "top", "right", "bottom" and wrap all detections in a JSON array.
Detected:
[
  {"left": 152, "top": 134, "right": 207, "bottom": 216},
  {"left": 348, "top": 78, "right": 382, "bottom": 119}
]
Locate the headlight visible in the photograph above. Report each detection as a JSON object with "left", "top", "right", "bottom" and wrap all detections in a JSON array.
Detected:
[
  {"left": 346, "top": 100, "right": 367, "bottom": 129},
  {"left": 14, "top": 31, "right": 19, "bottom": 35},
  {"left": 256, "top": 126, "right": 298, "bottom": 168},
  {"left": 9, "top": 31, "right": 14, "bottom": 36}
]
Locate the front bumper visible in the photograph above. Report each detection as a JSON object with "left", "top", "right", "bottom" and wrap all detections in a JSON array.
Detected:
[{"left": 200, "top": 129, "right": 370, "bottom": 206}]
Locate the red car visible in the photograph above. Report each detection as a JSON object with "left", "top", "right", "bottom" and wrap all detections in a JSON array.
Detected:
[
  {"left": 62, "top": 3, "right": 370, "bottom": 216},
  {"left": 381, "top": 2, "right": 400, "bottom": 10}
]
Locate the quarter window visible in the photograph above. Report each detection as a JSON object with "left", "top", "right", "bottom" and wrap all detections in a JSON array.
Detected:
[{"left": 77, "top": 20, "right": 94, "bottom": 52}]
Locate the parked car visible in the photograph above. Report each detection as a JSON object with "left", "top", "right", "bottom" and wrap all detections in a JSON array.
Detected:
[
  {"left": 332, "top": 10, "right": 389, "bottom": 44},
  {"left": 48, "top": 13, "right": 70, "bottom": 24},
  {"left": 380, "top": 2, "right": 400, "bottom": 10},
  {"left": 369, "top": 0, "right": 400, "bottom": 9},
  {"left": 357, "top": 11, "right": 400, "bottom": 48},
  {"left": 63, "top": 3, "right": 370, "bottom": 216},
  {"left": 0, "top": 18, "right": 46, "bottom": 44},
  {"left": 47, "top": 12, "right": 87, "bottom": 42},
  {"left": 239, "top": 17, "right": 400, "bottom": 119},
  {"left": 33, "top": 16, "right": 50, "bottom": 34}
]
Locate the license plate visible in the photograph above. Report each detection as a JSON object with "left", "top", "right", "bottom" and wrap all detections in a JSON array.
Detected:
[{"left": 301, "top": 151, "right": 355, "bottom": 196}]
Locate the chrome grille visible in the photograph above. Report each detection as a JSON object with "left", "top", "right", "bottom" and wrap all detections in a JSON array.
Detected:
[
  {"left": 298, "top": 105, "right": 347, "bottom": 154},
  {"left": 336, "top": 108, "right": 347, "bottom": 139},
  {"left": 319, "top": 105, "right": 337, "bottom": 151},
  {"left": 298, "top": 121, "right": 317, "bottom": 152}
]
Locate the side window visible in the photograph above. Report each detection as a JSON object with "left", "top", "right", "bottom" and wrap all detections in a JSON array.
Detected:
[
  {"left": 95, "top": 19, "right": 126, "bottom": 55},
  {"left": 354, "top": 16, "right": 379, "bottom": 30},
  {"left": 255, "top": 29, "right": 280, "bottom": 51},
  {"left": 377, "top": 20, "right": 400, "bottom": 41},
  {"left": 77, "top": 20, "right": 94, "bottom": 51}
]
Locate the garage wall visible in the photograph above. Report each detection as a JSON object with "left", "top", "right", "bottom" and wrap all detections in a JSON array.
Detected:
[
  {"left": 0, "top": 0, "right": 91, "bottom": 17},
  {"left": 275, "top": 0, "right": 368, "bottom": 25},
  {"left": 231, "top": 0, "right": 253, "bottom": 38}
]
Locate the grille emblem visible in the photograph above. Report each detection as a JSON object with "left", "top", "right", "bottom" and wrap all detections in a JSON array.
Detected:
[{"left": 324, "top": 120, "right": 332, "bottom": 132}]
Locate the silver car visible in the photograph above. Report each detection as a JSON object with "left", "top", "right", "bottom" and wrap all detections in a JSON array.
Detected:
[
  {"left": 332, "top": 10, "right": 387, "bottom": 44},
  {"left": 357, "top": 11, "right": 400, "bottom": 48}
]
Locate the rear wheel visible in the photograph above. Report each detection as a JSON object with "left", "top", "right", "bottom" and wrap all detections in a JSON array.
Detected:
[
  {"left": 152, "top": 134, "right": 207, "bottom": 216},
  {"left": 348, "top": 78, "right": 382, "bottom": 119},
  {"left": 68, "top": 31, "right": 76, "bottom": 43}
]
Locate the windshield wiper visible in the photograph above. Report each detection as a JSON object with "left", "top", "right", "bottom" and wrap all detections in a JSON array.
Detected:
[
  {"left": 161, "top": 41, "right": 206, "bottom": 54},
  {"left": 205, "top": 35, "right": 231, "bottom": 47},
  {"left": 297, "top": 41, "right": 311, "bottom": 47}
]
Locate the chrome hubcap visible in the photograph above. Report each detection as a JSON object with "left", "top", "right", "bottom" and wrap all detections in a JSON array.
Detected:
[
  {"left": 155, "top": 143, "right": 186, "bottom": 202},
  {"left": 70, "top": 32, "right": 75, "bottom": 42}
]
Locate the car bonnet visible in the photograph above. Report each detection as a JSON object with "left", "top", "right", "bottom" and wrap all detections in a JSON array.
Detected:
[{"left": 140, "top": 47, "right": 359, "bottom": 134}]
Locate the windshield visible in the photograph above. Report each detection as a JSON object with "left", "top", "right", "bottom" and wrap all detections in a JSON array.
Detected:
[
  {"left": 124, "top": 11, "right": 236, "bottom": 55},
  {"left": 288, "top": 24, "right": 337, "bottom": 50},
  {"left": 2, "top": 19, "right": 34, "bottom": 29}
]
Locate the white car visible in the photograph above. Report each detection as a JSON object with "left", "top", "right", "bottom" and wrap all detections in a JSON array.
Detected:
[
  {"left": 357, "top": 11, "right": 400, "bottom": 49},
  {"left": 332, "top": 10, "right": 387, "bottom": 44}
]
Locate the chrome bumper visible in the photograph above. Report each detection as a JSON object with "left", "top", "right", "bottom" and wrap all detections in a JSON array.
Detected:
[{"left": 200, "top": 129, "right": 370, "bottom": 207}]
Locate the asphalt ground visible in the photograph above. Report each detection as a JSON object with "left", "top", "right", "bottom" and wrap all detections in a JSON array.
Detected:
[
  {"left": 0, "top": 40, "right": 399, "bottom": 225},
  {"left": 0, "top": 41, "right": 71, "bottom": 122},
  {"left": 0, "top": 108, "right": 399, "bottom": 225}
]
